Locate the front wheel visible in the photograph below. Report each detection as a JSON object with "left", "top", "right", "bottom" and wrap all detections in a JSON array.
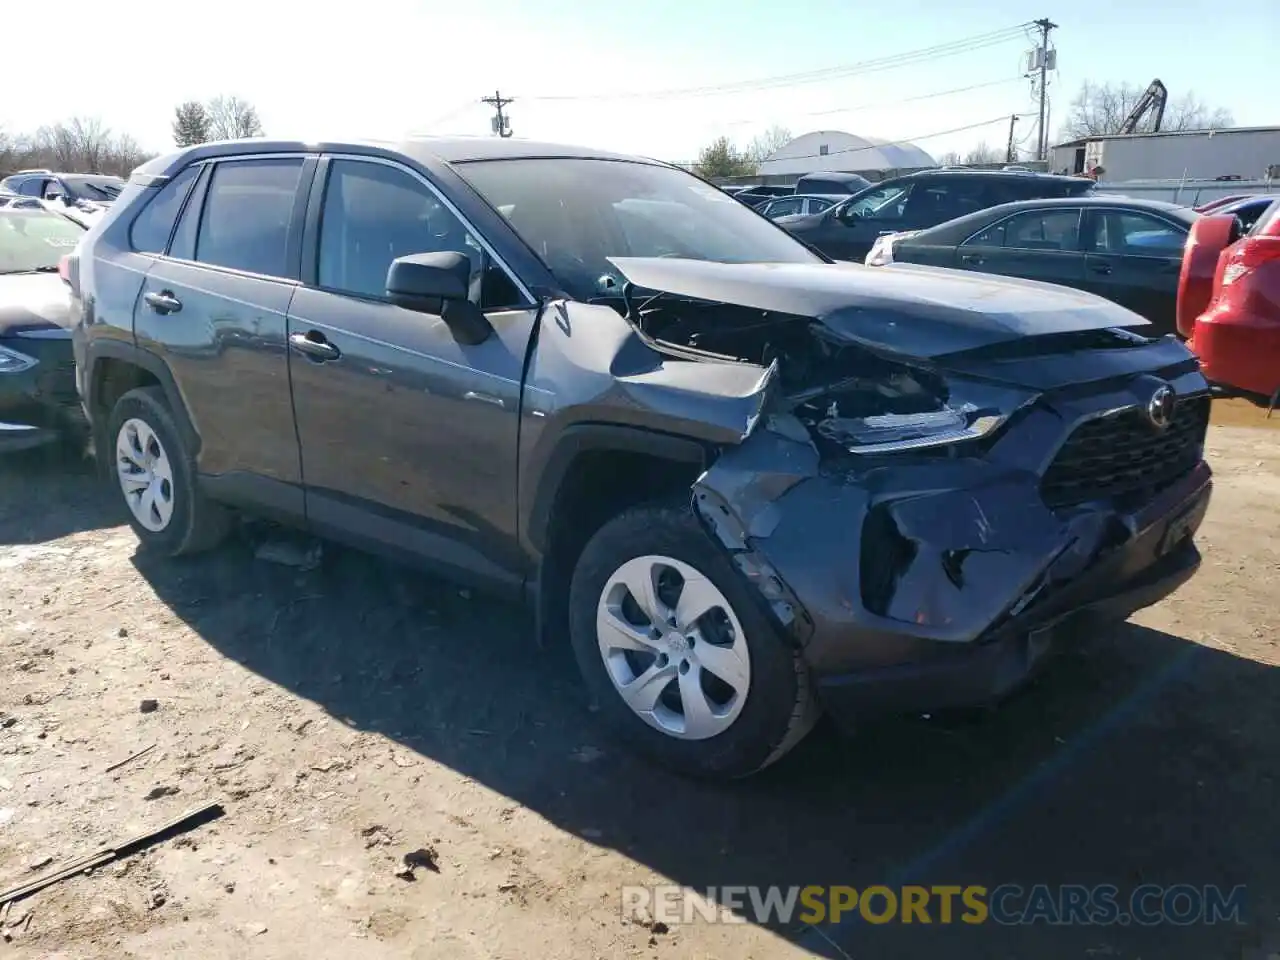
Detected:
[
  {"left": 107, "top": 386, "right": 230, "bottom": 556},
  {"left": 568, "top": 501, "right": 818, "bottom": 779}
]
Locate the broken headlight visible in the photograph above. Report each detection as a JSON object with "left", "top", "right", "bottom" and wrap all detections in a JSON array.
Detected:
[{"left": 807, "top": 376, "right": 1031, "bottom": 455}]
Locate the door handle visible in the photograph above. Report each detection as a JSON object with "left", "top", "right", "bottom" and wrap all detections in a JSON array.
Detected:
[
  {"left": 143, "top": 290, "right": 182, "bottom": 315},
  {"left": 289, "top": 331, "right": 341, "bottom": 362},
  {"left": 1089, "top": 262, "right": 1113, "bottom": 275},
  {"left": 961, "top": 253, "right": 984, "bottom": 265}
]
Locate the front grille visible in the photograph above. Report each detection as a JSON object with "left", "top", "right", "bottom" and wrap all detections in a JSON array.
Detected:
[{"left": 1041, "top": 396, "right": 1210, "bottom": 508}]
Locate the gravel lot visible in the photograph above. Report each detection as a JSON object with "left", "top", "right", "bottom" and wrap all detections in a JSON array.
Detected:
[{"left": 1, "top": 405, "right": 1278, "bottom": 960}]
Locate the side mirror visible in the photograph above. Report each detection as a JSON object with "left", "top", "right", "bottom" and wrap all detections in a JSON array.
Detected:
[{"left": 386, "top": 251, "right": 492, "bottom": 346}]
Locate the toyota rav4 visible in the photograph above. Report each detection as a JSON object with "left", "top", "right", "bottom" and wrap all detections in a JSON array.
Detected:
[{"left": 68, "top": 138, "right": 1212, "bottom": 779}]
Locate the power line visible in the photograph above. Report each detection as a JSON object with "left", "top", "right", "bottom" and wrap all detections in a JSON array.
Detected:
[
  {"left": 716, "top": 76, "right": 1027, "bottom": 129},
  {"left": 412, "top": 101, "right": 481, "bottom": 134},
  {"left": 526, "top": 24, "right": 1032, "bottom": 102}
]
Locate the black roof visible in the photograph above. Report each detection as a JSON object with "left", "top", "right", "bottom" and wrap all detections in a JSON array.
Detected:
[
  {"left": 977, "top": 195, "right": 1198, "bottom": 218},
  {"left": 902, "top": 167, "right": 1093, "bottom": 185},
  {"left": 133, "top": 136, "right": 668, "bottom": 182}
]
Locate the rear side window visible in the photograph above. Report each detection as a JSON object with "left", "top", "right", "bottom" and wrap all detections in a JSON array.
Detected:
[
  {"left": 129, "top": 165, "right": 200, "bottom": 254},
  {"left": 967, "top": 208, "right": 1082, "bottom": 251},
  {"left": 195, "top": 158, "right": 303, "bottom": 277}
]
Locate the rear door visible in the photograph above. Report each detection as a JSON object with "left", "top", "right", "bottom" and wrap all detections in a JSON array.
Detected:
[
  {"left": 286, "top": 155, "right": 538, "bottom": 588},
  {"left": 134, "top": 154, "right": 314, "bottom": 516},
  {"left": 1082, "top": 208, "right": 1186, "bottom": 335},
  {"left": 898, "top": 176, "right": 995, "bottom": 230},
  {"left": 954, "top": 206, "right": 1086, "bottom": 288}
]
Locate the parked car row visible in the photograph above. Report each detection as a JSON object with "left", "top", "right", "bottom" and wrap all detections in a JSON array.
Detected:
[
  {"left": 775, "top": 168, "right": 1097, "bottom": 262},
  {"left": 757, "top": 164, "right": 1276, "bottom": 349},
  {"left": 43, "top": 135, "right": 1212, "bottom": 780},
  {"left": 864, "top": 196, "right": 1196, "bottom": 337}
]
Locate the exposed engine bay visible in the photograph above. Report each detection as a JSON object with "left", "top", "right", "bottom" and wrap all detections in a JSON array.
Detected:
[{"left": 620, "top": 294, "right": 982, "bottom": 458}]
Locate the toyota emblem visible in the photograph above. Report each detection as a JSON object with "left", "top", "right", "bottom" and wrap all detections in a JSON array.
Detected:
[{"left": 1146, "top": 385, "right": 1176, "bottom": 430}]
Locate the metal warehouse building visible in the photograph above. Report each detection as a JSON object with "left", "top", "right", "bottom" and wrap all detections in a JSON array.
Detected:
[
  {"left": 1051, "top": 126, "right": 1280, "bottom": 182},
  {"left": 756, "top": 130, "right": 936, "bottom": 178}
]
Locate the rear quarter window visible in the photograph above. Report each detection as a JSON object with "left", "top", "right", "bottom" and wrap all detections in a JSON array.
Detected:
[{"left": 129, "top": 165, "right": 201, "bottom": 254}]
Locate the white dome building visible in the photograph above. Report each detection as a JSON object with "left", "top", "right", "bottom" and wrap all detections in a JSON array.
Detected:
[{"left": 757, "top": 130, "right": 936, "bottom": 176}]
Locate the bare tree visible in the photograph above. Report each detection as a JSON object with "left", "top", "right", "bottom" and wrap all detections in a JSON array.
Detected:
[
  {"left": 937, "top": 150, "right": 962, "bottom": 166},
  {"left": 206, "top": 96, "right": 265, "bottom": 140},
  {"left": 747, "top": 125, "right": 793, "bottom": 163},
  {"left": 963, "top": 142, "right": 1003, "bottom": 165},
  {"left": 1061, "top": 81, "right": 1234, "bottom": 139},
  {"left": 0, "top": 117, "right": 157, "bottom": 178}
]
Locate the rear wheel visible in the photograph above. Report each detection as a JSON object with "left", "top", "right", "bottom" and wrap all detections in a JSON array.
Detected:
[
  {"left": 568, "top": 500, "right": 818, "bottom": 779},
  {"left": 108, "top": 386, "right": 230, "bottom": 556}
]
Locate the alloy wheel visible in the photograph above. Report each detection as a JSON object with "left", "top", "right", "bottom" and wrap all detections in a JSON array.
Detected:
[{"left": 596, "top": 554, "right": 751, "bottom": 740}]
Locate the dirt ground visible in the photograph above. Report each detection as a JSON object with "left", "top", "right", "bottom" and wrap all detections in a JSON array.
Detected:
[{"left": 1, "top": 404, "right": 1278, "bottom": 960}]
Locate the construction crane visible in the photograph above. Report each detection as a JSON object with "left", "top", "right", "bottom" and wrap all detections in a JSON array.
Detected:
[{"left": 1119, "top": 79, "right": 1168, "bottom": 134}]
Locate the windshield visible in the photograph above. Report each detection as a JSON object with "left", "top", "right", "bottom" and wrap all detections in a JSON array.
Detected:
[
  {"left": 454, "top": 158, "right": 821, "bottom": 299},
  {"left": 0, "top": 210, "right": 83, "bottom": 274},
  {"left": 63, "top": 175, "right": 124, "bottom": 201}
]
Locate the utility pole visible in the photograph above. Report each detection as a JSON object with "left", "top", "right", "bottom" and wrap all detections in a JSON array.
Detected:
[
  {"left": 481, "top": 90, "right": 513, "bottom": 138},
  {"left": 1006, "top": 114, "right": 1019, "bottom": 163},
  {"left": 1033, "top": 17, "right": 1057, "bottom": 162}
]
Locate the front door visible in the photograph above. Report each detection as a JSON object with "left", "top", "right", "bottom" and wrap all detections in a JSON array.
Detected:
[
  {"left": 1082, "top": 209, "right": 1186, "bottom": 336},
  {"left": 133, "top": 155, "right": 313, "bottom": 516},
  {"left": 287, "top": 156, "right": 538, "bottom": 588},
  {"left": 823, "top": 181, "right": 916, "bottom": 261}
]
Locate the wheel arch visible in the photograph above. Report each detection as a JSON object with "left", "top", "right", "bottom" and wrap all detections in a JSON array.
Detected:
[
  {"left": 85, "top": 339, "right": 199, "bottom": 464},
  {"left": 524, "top": 423, "right": 716, "bottom": 644}
]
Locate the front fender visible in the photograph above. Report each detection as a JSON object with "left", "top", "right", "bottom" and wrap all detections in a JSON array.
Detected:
[{"left": 517, "top": 300, "right": 775, "bottom": 554}]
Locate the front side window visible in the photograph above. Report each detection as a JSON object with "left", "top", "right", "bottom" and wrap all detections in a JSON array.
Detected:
[
  {"left": 455, "top": 158, "right": 820, "bottom": 301},
  {"left": 766, "top": 197, "right": 803, "bottom": 218},
  {"left": 130, "top": 164, "right": 201, "bottom": 254},
  {"left": 316, "top": 159, "right": 521, "bottom": 308},
  {"left": 196, "top": 158, "right": 303, "bottom": 277},
  {"left": 1091, "top": 211, "right": 1186, "bottom": 256},
  {"left": 16, "top": 178, "right": 44, "bottom": 198},
  {"left": 844, "top": 183, "right": 911, "bottom": 220},
  {"left": 0, "top": 210, "right": 84, "bottom": 274}
]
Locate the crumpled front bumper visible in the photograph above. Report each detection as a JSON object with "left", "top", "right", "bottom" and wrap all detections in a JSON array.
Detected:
[{"left": 693, "top": 410, "right": 1212, "bottom": 728}]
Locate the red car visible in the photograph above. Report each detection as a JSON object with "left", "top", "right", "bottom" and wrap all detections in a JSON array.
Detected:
[{"left": 1179, "top": 198, "right": 1280, "bottom": 405}]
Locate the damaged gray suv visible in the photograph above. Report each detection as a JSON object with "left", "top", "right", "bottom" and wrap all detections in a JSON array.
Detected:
[{"left": 69, "top": 138, "right": 1212, "bottom": 779}]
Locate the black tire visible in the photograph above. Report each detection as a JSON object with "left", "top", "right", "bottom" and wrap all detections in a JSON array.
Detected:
[
  {"left": 568, "top": 500, "right": 818, "bottom": 779},
  {"left": 106, "top": 386, "right": 230, "bottom": 556}
]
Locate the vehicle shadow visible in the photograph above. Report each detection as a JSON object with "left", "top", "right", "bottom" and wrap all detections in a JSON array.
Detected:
[
  {"left": 130, "top": 536, "right": 1280, "bottom": 960},
  {"left": 0, "top": 444, "right": 122, "bottom": 545}
]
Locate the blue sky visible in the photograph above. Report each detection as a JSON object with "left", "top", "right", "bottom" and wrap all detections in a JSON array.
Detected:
[{"left": 6, "top": 0, "right": 1275, "bottom": 163}]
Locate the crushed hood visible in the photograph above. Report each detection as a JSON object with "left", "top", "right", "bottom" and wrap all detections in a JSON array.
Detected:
[
  {"left": 0, "top": 273, "right": 74, "bottom": 337},
  {"left": 607, "top": 257, "right": 1150, "bottom": 359}
]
